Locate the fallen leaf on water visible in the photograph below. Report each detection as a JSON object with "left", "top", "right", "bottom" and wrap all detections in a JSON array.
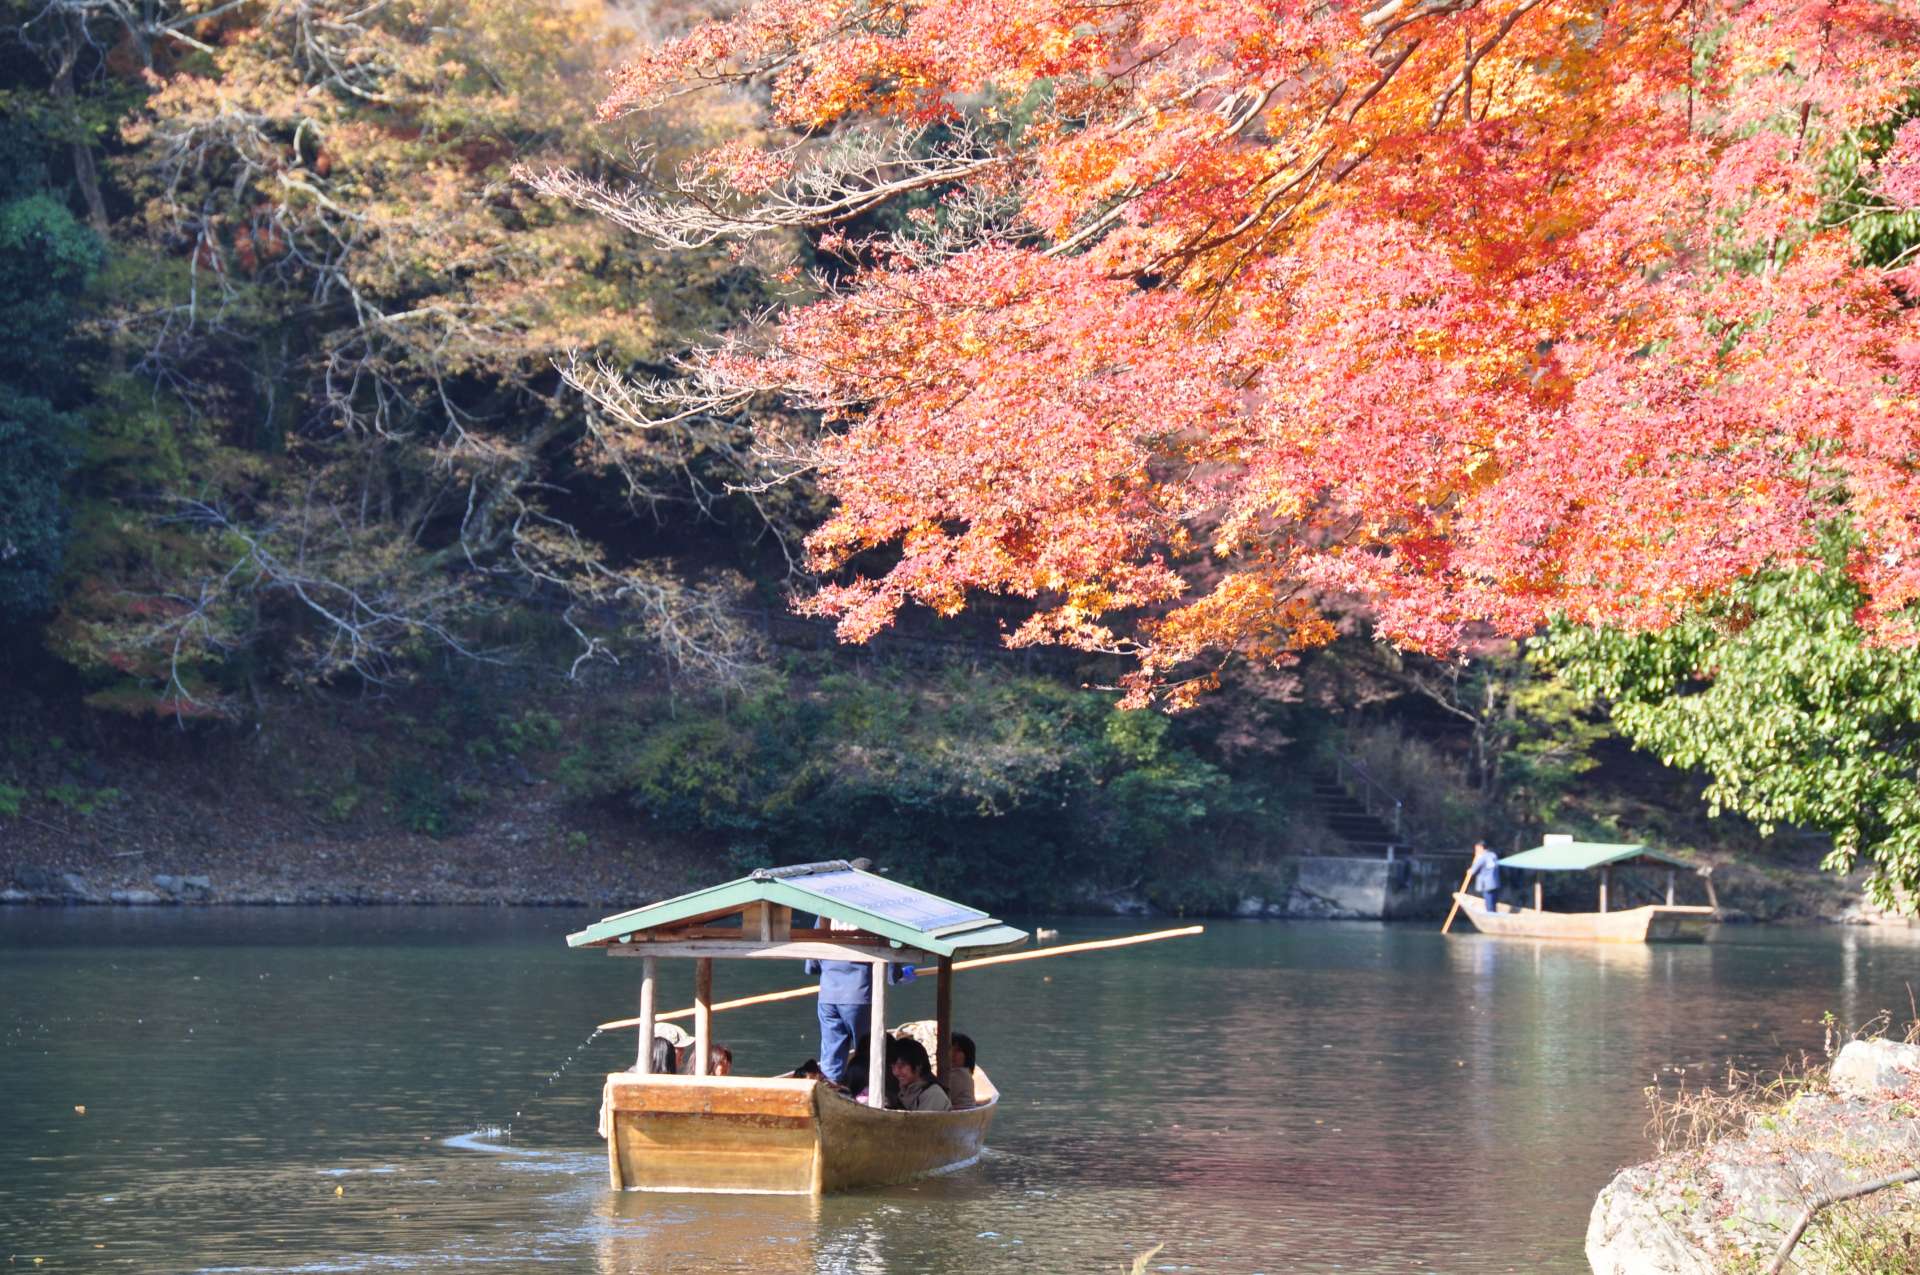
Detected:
[
  {"left": 74, "top": 1105, "right": 86, "bottom": 1115},
  {"left": 334, "top": 1185, "right": 344, "bottom": 1197}
]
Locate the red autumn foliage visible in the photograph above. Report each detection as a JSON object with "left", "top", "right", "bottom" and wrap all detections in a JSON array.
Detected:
[{"left": 594, "top": 0, "right": 1920, "bottom": 705}]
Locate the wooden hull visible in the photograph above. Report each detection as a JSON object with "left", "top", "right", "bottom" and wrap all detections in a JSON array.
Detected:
[
  {"left": 599, "top": 1069, "right": 998, "bottom": 1194},
  {"left": 1452, "top": 893, "right": 1715, "bottom": 943}
]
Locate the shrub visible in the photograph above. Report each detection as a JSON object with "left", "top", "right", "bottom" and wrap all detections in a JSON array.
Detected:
[{"left": 563, "top": 666, "right": 1241, "bottom": 909}]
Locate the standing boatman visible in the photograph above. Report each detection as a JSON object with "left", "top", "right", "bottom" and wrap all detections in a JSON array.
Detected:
[
  {"left": 806, "top": 857, "right": 913, "bottom": 1085},
  {"left": 1470, "top": 840, "right": 1502, "bottom": 913}
]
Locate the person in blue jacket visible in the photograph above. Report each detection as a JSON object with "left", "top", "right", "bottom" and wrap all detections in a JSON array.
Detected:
[
  {"left": 1470, "top": 840, "right": 1502, "bottom": 911},
  {"left": 805, "top": 858, "right": 913, "bottom": 1085}
]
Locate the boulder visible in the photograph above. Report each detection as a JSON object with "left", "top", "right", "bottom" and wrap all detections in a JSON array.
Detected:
[
  {"left": 1585, "top": 1168, "right": 1717, "bottom": 1275},
  {"left": 151, "top": 873, "right": 179, "bottom": 894},
  {"left": 109, "top": 889, "right": 164, "bottom": 905},
  {"left": 0, "top": 888, "right": 29, "bottom": 904},
  {"left": 58, "top": 872, "right": 97, "bottom": 901},
  {"left": 14, "top": 866, "right": 61, "bottom": 894},
  {"left": 1829, "top": 1039, "right": 1920, "bottom": 1100},
  {"left": 1586, "top": 1076, "right": 1920, "bottom": 1273}
]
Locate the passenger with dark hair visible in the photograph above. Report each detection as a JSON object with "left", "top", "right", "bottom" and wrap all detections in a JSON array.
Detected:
[
  {"left": 888, "top": 1037, "right": 952, "bottom": 1112},
  {"left": 708, "top": 1044, "right": 734, "bottom": 1077},
  {"left": 629, "top": 1023, "right": 690, "bottom": 1075},
  {"left": 945, "top": 1033, "right": 978, "bottom": 1109}
]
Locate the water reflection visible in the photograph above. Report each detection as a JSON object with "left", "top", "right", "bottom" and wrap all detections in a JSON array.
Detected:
[{"left": 599, "top": 1191, "right": 824, "bottom": 1274}]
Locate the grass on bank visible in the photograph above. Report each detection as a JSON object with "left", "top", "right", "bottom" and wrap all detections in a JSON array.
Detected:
[{"left": 1641, "top": 1013, "right": 1920, "bottom": 1274}]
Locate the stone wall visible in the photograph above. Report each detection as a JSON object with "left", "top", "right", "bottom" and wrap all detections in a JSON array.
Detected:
[{"left": 1235, "top": 855, "right": 1471, "bottom": 920}]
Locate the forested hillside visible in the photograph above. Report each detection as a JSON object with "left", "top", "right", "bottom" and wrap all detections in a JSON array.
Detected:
[{"left": 2, "top": 0, "right": 1916, "bottom": 913}]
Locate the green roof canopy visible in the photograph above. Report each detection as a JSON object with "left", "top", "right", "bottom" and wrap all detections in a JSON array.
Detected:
[
  {"left": 567, "top": 861, "right": 1029, "bottom": 959},
  {"left": 1498, "top": 840, "right": 1698, "bottom": 873}
]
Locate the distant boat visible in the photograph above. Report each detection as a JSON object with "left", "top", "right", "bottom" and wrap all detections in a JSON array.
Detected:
[
  {"left": 1452, "top": 836, "right": 1718, "bottom": 944},
  {"left": 569, "top": 860, "right": 1029, "bottom": 1193}
]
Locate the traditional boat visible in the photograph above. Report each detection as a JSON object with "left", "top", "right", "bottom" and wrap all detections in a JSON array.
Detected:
[
  {"left": 1451, "top": 835, "right": 1719, "bottom": 943},
  {"left": 568, "top": 860, "right": 1028, "bottom": 1194}
]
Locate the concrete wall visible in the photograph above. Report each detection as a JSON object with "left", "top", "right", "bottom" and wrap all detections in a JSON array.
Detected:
[{"left": 1238, "top": 854, "right": 1470, "bottom": 920}]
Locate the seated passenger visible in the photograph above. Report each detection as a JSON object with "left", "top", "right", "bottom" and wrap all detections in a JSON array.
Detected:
[
  {"left": 888, "top": 1038, "right": 952, "bottom": 1112},
  {"left": 790, "top": 1058, "right": 825, "bottom": 1081},
  {"left": 629, "top": 1023, "right": 690, "bottom": 1074},
  {"left": 708, "top": 1044, "right": 734, "bottom": 1077},
  {"left": 945, "top": 1033, "right": 978, "bottom": 1109},
  {"left": 841, "top": 1040, "right": 867, "bottom": 1096}
]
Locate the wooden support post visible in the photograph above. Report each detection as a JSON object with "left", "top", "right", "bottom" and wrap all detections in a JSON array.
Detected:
[
  {"left": 1703, "top": 868, "right": 1720, "bottom": 912},
  {"left": 867, "top": 959, "right": 887, "bottom": 1108},
  {"left": 1599, "top": 865, "right": 1611, "bottom": 914},
  {"left": 934, "top": 955, "right": 954, "bottom": 1088},
  {"left": 693, "top": 958, "right": 713, "bottom": 1076},
  {"left": 1533, "top": 875, "right": 1544, "bottom": 913},
  {"left": 1666, "top": 870, "right": 1677, "bottom": 906},
  {"left": 637, "top": 956, "right": 657, "bottom": 1073}
]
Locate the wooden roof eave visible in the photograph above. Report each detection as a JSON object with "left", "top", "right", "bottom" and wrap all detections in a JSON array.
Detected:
[{"left": 566, "top": 876, "right": 1029, "bottom": 959}]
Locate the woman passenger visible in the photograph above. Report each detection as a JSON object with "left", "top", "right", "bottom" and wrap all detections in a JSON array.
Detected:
[{"left": 888, "top": 1038, "right": 952, "bottom": 1111}]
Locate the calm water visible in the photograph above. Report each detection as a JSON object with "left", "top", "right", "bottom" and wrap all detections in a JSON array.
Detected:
[{"left": 3, "top": 909, "right": 1917, "bottom": 1274}]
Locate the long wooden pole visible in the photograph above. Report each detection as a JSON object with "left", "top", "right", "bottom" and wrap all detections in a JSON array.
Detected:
[
  {"left": 595, "top": 925, "right": 1206, "bottom": 1033},
  {"left": 693, "top": 958, "right": 712, "bottom": 1076},
  {"left": 636, "top": 955, "right": 657, "bottom": 1072},
  {"left": 1440, "top": 859, "right": 1478, "bottom": 935},
  {"left": 867, "top": 959, "right": 887, "bottom": 1106}
]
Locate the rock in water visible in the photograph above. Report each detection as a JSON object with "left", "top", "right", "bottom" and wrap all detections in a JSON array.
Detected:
[{"left": 1585, "top": 1040, "right": 1920, "bottom": 1274}]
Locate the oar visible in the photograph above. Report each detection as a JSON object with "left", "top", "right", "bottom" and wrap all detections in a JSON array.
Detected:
[
  {"left": 1439, "top": 858, "right": 1478, "bottom": 935},
  {"left": 595, "top": 924, "right": 1206, "bottom": 1032}
]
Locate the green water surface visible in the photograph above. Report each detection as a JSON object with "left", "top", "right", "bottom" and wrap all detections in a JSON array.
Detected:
[{"left": 3, "top": 908, "right": 1916, "bottom": 1273}]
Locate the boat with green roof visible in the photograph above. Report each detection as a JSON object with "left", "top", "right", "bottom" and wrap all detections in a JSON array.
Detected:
[
  {"left": 1451, "top": 835, "right": 1720, "bottom": 943},
  {"left": 567, "top": 860, "right": 1028, "bottom": 1193}
]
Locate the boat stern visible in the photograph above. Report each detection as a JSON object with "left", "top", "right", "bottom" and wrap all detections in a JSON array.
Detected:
[{"left": 602, "top": 1073, "right": 822, "bottom": 1194}]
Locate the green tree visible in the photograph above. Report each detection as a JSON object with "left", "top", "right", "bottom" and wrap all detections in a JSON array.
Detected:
[
  {"left": 1541, "top": 531, "right": 1920, "bottom": 909},
  {"left": 0, "top": 127, "right": 104, "bottom": 619}
]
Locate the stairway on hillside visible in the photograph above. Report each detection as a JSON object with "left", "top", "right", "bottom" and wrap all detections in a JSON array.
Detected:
[{"left": 1303, "top": 769, "right": 1405, "bottom": 854}]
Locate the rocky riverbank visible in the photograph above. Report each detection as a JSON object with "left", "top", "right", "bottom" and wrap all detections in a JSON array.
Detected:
[
  {"left": 0, "top": 685, "right": 1903, "bottom": 920},
  {"left": 1587, "top": 1039, "right": 1920, "bottom": 1273}
]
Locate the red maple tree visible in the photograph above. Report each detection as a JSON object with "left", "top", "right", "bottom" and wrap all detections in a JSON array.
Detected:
[{"left": 537, "top": 0, "right": 1920, "bottom": 705}]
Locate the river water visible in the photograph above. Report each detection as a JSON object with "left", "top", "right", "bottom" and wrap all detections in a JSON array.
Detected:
[{"left": 3, "top": 908, "right": 1916, "bottom": 1273}]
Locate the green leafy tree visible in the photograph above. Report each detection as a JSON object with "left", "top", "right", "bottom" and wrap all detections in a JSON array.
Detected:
[
  {"left": 1541, "top": 531, "right": 1920, "bottom": 909},
  {"left": 561, "top": 667, "right": 1239, "bottom": 910},
  {"left": 0, "top": 125, "right": 104, "bottom": 619}
]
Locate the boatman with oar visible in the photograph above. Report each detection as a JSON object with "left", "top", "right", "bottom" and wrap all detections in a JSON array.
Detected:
[{"left": 805, "top": 858, "right": 914, "bottom": 1087}]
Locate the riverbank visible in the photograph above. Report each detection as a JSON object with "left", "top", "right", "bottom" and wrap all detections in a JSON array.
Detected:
[
  {"left": 1588, "top": 1038, "right": 1920, "bottom": 1273},
  {"left": 0, "top": 681, "right": 1903, "bottom": 922}
]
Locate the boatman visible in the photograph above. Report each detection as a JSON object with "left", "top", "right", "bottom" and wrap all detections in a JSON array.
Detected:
[
  {"left": 806, "top": 858, "right": 913, "bottom": 1086},
  {"left": 1471, "top": 840, "right": 1502, "bottom": 912}
]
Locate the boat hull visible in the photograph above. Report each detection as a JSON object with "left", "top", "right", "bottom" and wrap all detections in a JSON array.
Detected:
[
  {"left": 1452, "top": 893, "right": 1715, "bottom": 943},
  {"left": 599, "top": 1069, "right": 997, "bottom": 1194}
]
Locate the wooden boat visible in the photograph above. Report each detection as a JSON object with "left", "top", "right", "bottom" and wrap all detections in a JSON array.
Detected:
[
  {"left": 600, "top": 1064, "right": 1000, "bottom": 1193},
  {"left": 1452, "top": 836, "right": 1719, "bottom": 944},
  {"left": 570, "top": 860, "right": 1028, "bottom": 1194},
  {"left": 1450, "top": 892, "right": 1716, "bottom": 943}
]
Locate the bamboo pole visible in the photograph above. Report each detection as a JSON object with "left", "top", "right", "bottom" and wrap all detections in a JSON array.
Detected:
[
  {"left": 1440, "top": 859, "right": 1479, "bottom": 934},
  {"left": 595, "top": 925, "right": 1206, "bottom": 1033}
]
